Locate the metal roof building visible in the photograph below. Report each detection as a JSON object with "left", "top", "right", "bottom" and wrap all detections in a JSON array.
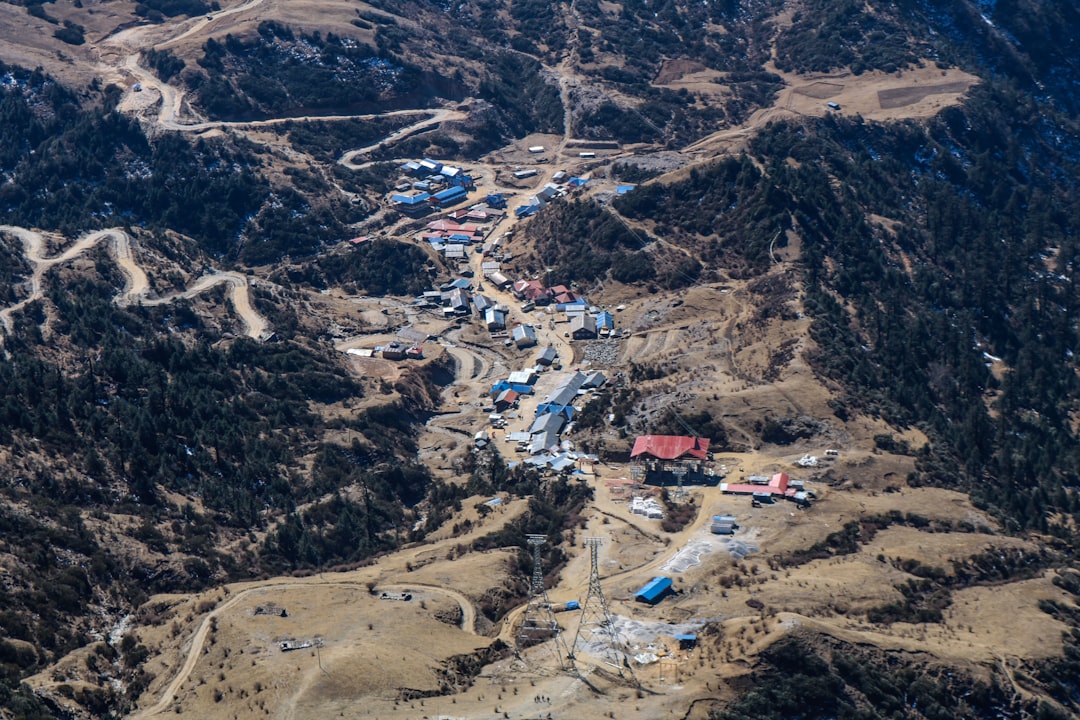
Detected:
[
  {"left": 513, "top": 324, "right": 538, "bottom": 348},
  {"left": 391, "top": 192, "right": 431, "bottom": 206},
  {"left": 536, "top": 346, "right": 558, "bottom": 366},
  {"left": 431, "top": 185, "right": 468, "bottom": 206},
  {"left": 529, "top": 412, "right": 566, "bottom": 437},
  {"left": 630, "top": 435, "right": 710, "bottom": 461},
  {"left": 544, "top": 372, "right": 587, "bottom": 407},
  {"left": 583, "top": 371, "right": 607, "bottom": 389},
  {"left": 634, "top": 576, "right": 673, "bottom": 604}
]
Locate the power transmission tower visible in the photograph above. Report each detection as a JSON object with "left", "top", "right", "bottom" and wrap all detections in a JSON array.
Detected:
[
  {"left": 517, "top": 535, "right": 569, "bottom": 668},
  {"left": 569, "top": 538, "right": 632, "bottom": 678},
  {"left": 672, "top": 464, "right": 688, "bottom": 502}
]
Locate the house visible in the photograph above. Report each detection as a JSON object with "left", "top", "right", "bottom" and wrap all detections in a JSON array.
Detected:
[
  {"left": 473, "top": 295, "right": 494, "bottom": 313},
  {"left": 515, "top": 203, "right": 539, "bottom": 217},
  {"left": 528, "top": 145, "right": 545, "bottom": 153},
  {"left": 507, "top": 369, "right": 538, "bottom": 386},
  {"left": 582, "top": 371, "right": 606, "bottom": 389},
  {"left": 552, "top": 171, "right": 568, "bottom": 183},
  {"left": 406, "top": 345, "right": 424, "bottom": 360},
  {"left": 381, "top": 342, "right": 407, "bottom": 360},
  {"left": 494, "top": 389, "right": 521, "bottom": 411},
  {"left": 485, "top": 193, "right": 507, "bottom": 209},
  {"left": 446, "top": 288, "right": 470, "bottom": 315},
  {"left": 595, "top": 311, "right": 615, "bottom": 336},
  {"left": 514, "top": 280, "right": 551, "bottom": 305},
  {"left": 570, "top": 314, "right": 597, "bottom": 340},
  {"left": 443, "top": 245, "right": 466, "bottom": 261},
  {"left": 513, "top": 168, "right": 538, "bottom": 179},
  {"left": 634, "top": 577, "right": 673, "bottom": 605},
  {"left": 537, "top": 183, "right": 560, "bottom": 202},
  {"left": 485, "top": 307, "right": 507, "bottom": 331},
  {"left": 513, "top": 324, "right": 538, "bottom": 348},
  {"left": 487, "top": 271, "right": 511, "bottom": 289},
  {"left": 481, "top": 261, "right": 501, "bottom": 276},
  {"left": 536, "top": 346, "right": 558, "bottom": 366}
]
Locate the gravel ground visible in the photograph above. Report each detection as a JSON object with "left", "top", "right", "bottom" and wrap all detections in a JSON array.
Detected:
[{"left": 581, "top": 339, "right": 620, "bottom": 365}]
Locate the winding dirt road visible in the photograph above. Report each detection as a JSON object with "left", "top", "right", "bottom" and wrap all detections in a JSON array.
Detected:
[
  {"left": 0, "top": 226, "right": 269, "bottom": 339},
  {"left": 130, "top": 578, "right": 478, "bottom": 719}
]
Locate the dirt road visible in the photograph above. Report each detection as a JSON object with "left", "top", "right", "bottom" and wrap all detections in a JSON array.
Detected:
[{"left": 0, "top": 226, "right": 269, "bottom": 339}]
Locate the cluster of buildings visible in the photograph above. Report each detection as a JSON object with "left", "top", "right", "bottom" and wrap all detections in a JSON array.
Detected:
[
  {"left": 389, "top": 158, "right": 478, "bottom": 215},
  {"left": 487, "top": 364, "right": 607, "bottom": 471},
  {"left": 346, "top": 341, "right": 423, "bottom": 361},
  {"left": 511, "top": 279, "right": 617, "bottom": 340},
  {"left": 719, "top": 472, "right": 812, "bottom": 506},
  {"left": 514, "top": 174, "right": 590, "bottom": 218}
]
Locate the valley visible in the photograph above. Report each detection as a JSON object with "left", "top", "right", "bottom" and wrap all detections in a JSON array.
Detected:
[{"left": 0, "top": 0, "right": 1077, "bottom": 718}]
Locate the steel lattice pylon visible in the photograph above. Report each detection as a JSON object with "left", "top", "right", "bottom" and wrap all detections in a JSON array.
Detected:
[
  {"left": 517, "top": 535, "right": 570, "bottom": 668},
  {"left": 569, "top": 538, "right": 632, "bottom": 676}
]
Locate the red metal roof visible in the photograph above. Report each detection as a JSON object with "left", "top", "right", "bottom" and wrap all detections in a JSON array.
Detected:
[
  {"left": 630, "top": 435, "right": 710, "bottom": 461},
  {"left": 720, "top": 483, "right": 797, "bottom": 497}
]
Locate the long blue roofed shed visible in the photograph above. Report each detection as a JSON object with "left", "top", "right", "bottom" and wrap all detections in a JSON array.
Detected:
[{"left": 634, "top": 576, "right": 673, "bottom": 604}]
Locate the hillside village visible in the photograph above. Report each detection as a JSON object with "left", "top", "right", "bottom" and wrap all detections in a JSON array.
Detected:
[{"left": 1, "top": 0, "right": 1078, "bottom": 716}]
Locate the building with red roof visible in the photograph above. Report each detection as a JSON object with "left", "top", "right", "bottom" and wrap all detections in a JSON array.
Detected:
[
  {"left": 631, "top": 435, "right": 710, "bottom": 461},
  {"left": 720, "top": 472, "right": 803, "bottom": 501},
  {"left": 630, "top": 435, "right": 717, "bottom": 486}
]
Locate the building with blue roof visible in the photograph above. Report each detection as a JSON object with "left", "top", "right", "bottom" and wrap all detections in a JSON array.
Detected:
[
  {"left": 595, "top": 311, "right": 615, "bottom": 334},
  {"left": 432, "top": 185, "right": 468, "bottom": 206},
  {"left": 536, "top": 403, "right": 575, "bottom": 420},
  {"left": 634, "top": 576, "right": 673, "bottom": 604},
  {"left": 391, "top": 192, "right": 431, "bottom": 206},
  {"left": 491, "top": 381, "right": 534, "bottom": 396}
]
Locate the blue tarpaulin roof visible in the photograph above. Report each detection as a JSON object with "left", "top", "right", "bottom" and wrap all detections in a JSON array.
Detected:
[{"left": 634, "top": 576, "right": 672, "bottom": 604}]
